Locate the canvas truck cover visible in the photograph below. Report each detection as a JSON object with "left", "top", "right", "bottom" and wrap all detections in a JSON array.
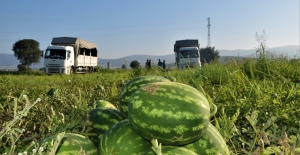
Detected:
[
  {"left": 51, "top": 37, "right": 98, "bottom": 67},
  {"left": 51, "top": 37, "right": 98, "bottom": 49},
  {"left": 174, "top": 39, "right": 199, "bottom": 52}
]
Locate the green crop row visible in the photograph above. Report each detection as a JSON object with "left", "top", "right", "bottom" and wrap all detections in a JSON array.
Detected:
[{"left": 0, "top": 55, "right": 300, "bottom": 154}]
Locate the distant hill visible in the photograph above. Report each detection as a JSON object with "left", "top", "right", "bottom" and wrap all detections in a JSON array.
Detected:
[
  {"left": 0, "top": 54, "right": 44, "bottom": 70},
  {"left": 0, "top": 45, "right": 298, "bottom": 69},
  {"left": 98, "top": 54, "right": 176, "bottom": 68},
  {"left": 218, "top": 45, "right": 299, "bottom": 57}
]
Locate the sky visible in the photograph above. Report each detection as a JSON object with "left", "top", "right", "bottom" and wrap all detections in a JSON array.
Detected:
[{"left": 0, "top": 0, "right": 299, "bottom": 59}]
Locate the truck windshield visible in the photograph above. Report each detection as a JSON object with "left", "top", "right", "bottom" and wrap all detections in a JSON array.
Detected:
[
  {"left": 44, "top": 49, "right": 66, "bottom": 59},
  {"left": 179, "top": 50, "right": 199, "bottom": 58}
]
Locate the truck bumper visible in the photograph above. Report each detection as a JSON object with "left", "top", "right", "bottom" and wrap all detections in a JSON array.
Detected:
[
  {"left": 177, "top": 64, "right": 201, "bottom": 70},
  {"left": 45, "top": 67, "right": 70, "bottom": 74}
]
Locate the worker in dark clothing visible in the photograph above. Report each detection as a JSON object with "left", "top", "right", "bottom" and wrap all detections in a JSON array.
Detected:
[
  {"left": 148, "top": 59, "right": 151, "bottom": 69},
  {"left": 145, "top": 59, "right": 149, "bottom": 68},
  {"left": 158, "top": 59, "right": 162, "bottom": 67},
  {"left": 162, "top": 60, "right": 166, "bottom": 70}
]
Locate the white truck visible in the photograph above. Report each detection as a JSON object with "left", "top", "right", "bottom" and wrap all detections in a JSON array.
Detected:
[
  {"left": 42, "top": 37, "right": 98, "bottom": 74},
  {"left": 174, "top": 39, "right": 201, "bottom": 69}
]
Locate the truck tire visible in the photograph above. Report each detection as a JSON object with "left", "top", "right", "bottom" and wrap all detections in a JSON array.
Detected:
[
  {"left": 70, "top": 67, "right": 75, "bottom": 74},
  {"left": 87, "top": 67, "right": 91, "bottom": 73},
  {"left": 89, "top": 67, "right": 94, "bottom": 73}
]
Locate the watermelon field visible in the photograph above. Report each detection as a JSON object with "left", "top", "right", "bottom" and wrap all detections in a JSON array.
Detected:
[{"left": 0, "top": 54, "right": 300, "bottom": 154}]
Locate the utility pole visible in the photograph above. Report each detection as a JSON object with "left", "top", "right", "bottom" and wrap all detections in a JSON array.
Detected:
[{"left": 207, "top": 17, "right": 211, "bottom": 47}]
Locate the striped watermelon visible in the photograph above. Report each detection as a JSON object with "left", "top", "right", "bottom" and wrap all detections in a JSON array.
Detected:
[
  {"left": 86, "top": 107, "right": 125, "bottom": 146},
  {"left": 88, "top": 99, "right": 117, "bottom": 109},
  {"left": 164, "top": 76, "right": 176, "bottom": 82},
  {"left": 47, "top": 88, "right": 60, "bottom": 97},
  {"left": 183, "top": 123, "right": 230, "bottom": 155},
  {"left": 99, "top": 119, "right": 152, "bottom": 155},
  {"left": 95, "top": 84, "right": 105, "bottom": 91},
  {"left": 119, "top": 76, "right": 170, "bottom": 117},
  {"left": 128, "top": 81, "right": 211, "bottom": 145},
  {"left": 143, "top": 146, "right": 198, "bottom": 155},
  {"left": 39, "top": 132, "right": 98, "bottom": 155}
]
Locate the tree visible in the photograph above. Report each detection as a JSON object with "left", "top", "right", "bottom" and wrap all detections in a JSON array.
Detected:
[
  {"left": 17, "top": 64, "right": 30, "bottom": 71},
  {"left": 200, "top": 46, "right": 220, "bottom": 64},
  {"left": 12, "top": 39, "right": 41, "bottom": 71},
  {"left": 121, "top": 64, "right": 127, "bottom": 69},
  {"left": 129, "top": 60, "right": 140, "bottom": 69}
]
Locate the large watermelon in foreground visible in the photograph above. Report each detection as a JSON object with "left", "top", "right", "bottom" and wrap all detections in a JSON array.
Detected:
[
  {"left": 99, "top": 119, "right": 152, "bottom": 155},
  {"left": 128, "top": 81, "right": 211, "bottom": 145},
  {"left": 183, "top": 123, "right": 230, "bottom": 155},
  {"left": 143, "top": 146, "right": 198, "bottom": 155},
  {"left": 86, "top": 107, "right": 125, "bottom": 146},
  {"left": 119, "top": 76, "right": 170, "bottom": 117},
  {"left": 38, "top": 132, "right": 98, "bottom": 155}
]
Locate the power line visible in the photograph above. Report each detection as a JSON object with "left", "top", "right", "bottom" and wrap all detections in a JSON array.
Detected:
[
  {"left": 0, "top": 21, "right": 207, "bottom": 34},
  {"left": 213, "top": 21, "right": 298, "bottom": 38},
  {"left": 0, "top": 26, "right": 207, "bottom": 42},
  {"left": 211, "top": 26, "right": 298, "bottom": 44}
]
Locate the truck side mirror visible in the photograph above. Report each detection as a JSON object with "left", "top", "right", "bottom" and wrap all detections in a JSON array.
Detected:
[{"left": 41, "top": 50, "right": 44, "bottom": 57}]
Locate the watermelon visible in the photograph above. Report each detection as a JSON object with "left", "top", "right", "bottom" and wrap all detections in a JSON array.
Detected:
[
  {"left": 47, "top": 88, "right": 60, "bottom": 97},
  {"left": 88, "top": 99, "right": 117, "bottom": 109},
  {"left": 143, "top": 146, "right": 198, "bottom": 155},
  {"left": 183, "top": 123, "right": 230, "bottom": 155},
  {"left": 128, "top": 81, "right": 211, "bottom": 145},
  {"left": 164, "top": 76, "right": 176, "bottom": 82},
  {"left": 119, "top": 76, "right": 170, "bottom": 117},
  {"left": 95, "top": 84, "right": 105, "bottom": 91},
  {"left": 86, "top": 107, "right": 126, "bottom": 146},
  {"left": 38, "top": 132, "right": 98, "bottom": 155},
  {"left": 99, "top": 119, "right": 152, "bottom": 155}
]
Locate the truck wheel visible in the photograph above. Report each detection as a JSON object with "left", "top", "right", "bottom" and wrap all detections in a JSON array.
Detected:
[
  {"left": 86, "top": 67, "right": 90, "bottom": 73},
  {"left": 70, "top": 67, "right": 75, "bottom": 74},
  {"left": 90, "top": 67, "right": 94, "bottom": 73}
]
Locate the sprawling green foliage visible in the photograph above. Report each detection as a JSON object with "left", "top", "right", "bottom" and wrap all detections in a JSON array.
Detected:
[{"left": 0, "top": 54, "right": 300, "bottom": 154}]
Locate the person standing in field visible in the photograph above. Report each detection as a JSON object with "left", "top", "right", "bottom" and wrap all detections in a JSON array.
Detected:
[
  {"left": 158, "top": 59, "right": 162, "bottom": 67},
  {"left": 145, "top": 59, "right": 149, "bottom": 68},
  {"left": 162, "top": 60, "right": 166, "bottom": 70},
  {"left": 148, "top": 59, "right": 151, "bottom": 69}
]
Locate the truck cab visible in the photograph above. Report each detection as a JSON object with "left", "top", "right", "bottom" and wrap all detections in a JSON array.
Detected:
[
  {"left": 176, "top": 47, "right": 201, "bottom": 69},
  {"left": 174, "top": 39, "right": 201, "bottom": 70},
  {"left": 44, "top": 45, "right": 74, "bottom": 74}
]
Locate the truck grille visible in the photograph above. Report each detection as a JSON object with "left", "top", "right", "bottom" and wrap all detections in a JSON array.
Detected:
[{"left": 49, "top": 68, "right": 60, "bottom": 73}]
